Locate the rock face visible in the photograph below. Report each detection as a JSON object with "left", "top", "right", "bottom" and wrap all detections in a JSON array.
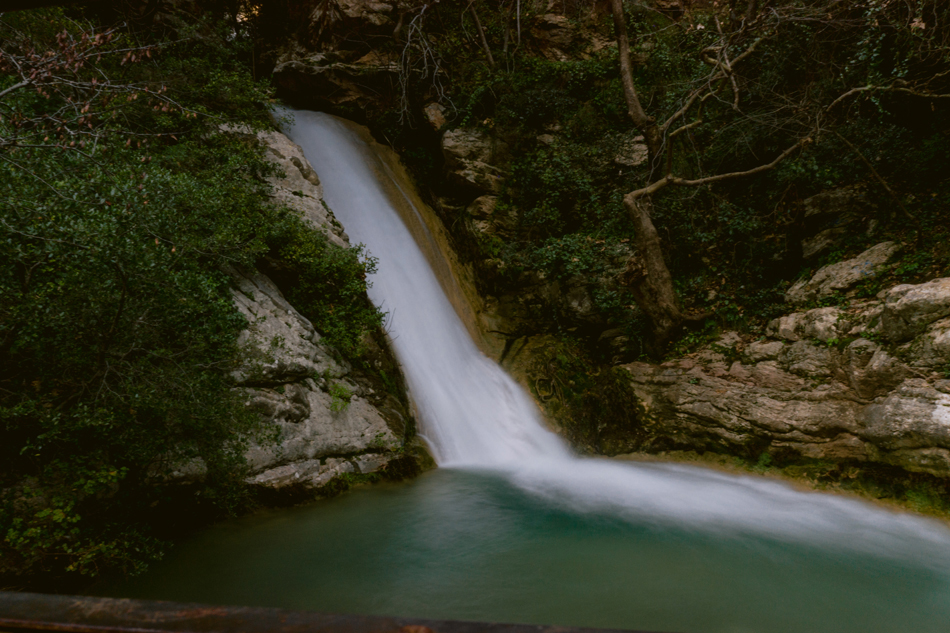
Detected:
[
  {"left": 786, "top": 242, "right": 899, "bottom": 305},
  {"left": 626, "top": 276, "right": 950, "bottom": 477},
  {"left": 799, "top": 187, "right": 878, "bottom": 260},
  {"left": 258, "top": 129, "right": 349, "bottom": 248},
  {"left": 189, "top": 129, "right": 416, "bottom": 495},
  {"left": 441, "top": 128, "right": 506, "bottom": 195}
]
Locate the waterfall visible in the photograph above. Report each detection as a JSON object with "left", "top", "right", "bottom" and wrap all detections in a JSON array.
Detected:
[{"left": 282, "top": 110, "right": 950, "bottom": 567}]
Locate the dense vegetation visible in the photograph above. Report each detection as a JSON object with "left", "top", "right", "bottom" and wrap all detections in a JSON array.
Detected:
[
  {"left": 275, "top": 0, "right": 949, "bottom": 359},
  {"left": 0, "top": 6, "right": 380, "bottom": 586},
  {"left": 244, "top": 0, "right": 950, "bottom": 460}
]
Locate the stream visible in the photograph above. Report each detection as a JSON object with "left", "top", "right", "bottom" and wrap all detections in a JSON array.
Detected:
[{"left": 115, "top": 112, "right": 950, "bottom": 633}]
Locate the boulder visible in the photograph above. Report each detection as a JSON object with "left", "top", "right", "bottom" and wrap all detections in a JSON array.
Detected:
[
  {"left": 442, "top": 128, "right": 505, "bottom": 195},
  {"left": 423, "top": 102, "right": 448, "bottom": 131},
  {"left": 467, "top": 195, "right": 514, "bottom": 236},
  {"left": 766, "top": 306, "right": 841, "bottom": 343},
  {"left": 799, "top": 187, "right": 875, "bottom": 260},
  {"left": 860, "top": 379, "right": 950, "bottom": 476},
  {"left": 786, "top": 242, "right": 899, "bottom": 304},
  {"left": 904, "top": 318, "right": 950, "bottom": 371},
  {"left": 880, "top": 277, "right": 950, "bottom": 341}
]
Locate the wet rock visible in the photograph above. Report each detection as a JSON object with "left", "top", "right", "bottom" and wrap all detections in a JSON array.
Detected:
[
  {"left": 786, "top": 242, "right": 900, "bottom": 304},
  {"left": 258, "top": 129, "right": 348, "bottom": 247}
]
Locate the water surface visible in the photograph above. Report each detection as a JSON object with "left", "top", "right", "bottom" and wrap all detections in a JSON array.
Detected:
[
  {"left": 121, "top": 468, "right": 950, "bottom": 633},
  {"left": 114, "top": 111, "right": 950, "bottom": 632}
]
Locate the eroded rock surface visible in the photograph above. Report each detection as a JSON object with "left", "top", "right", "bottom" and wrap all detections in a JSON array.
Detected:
[
  {"left": 786, "top": 241, "right": 899, "bottom": 305},
  {"left": 170, "top": 130, "right": 415, "bottom": 495},
  {"left": 626, "top": 276, "right": 950, "bottom": 476},
  {"left": 442, "top": 128, "right": 505, "bottom": 195}
]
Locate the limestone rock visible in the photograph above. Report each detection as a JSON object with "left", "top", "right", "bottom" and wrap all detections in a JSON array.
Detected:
[
  {"left": 801, "top": 307, "right": 843, "bottom": 342},
  {"left": 881, "top": 277, "right": 950, "bottom": 342},
  {"left": 258, "top": 129, "right": 348, "bottom": 247},
  {"left": 273, "top": 49, "right": 399, "bottom": 113},
  {"left": 423, "top": 102, "right": 447, "bottom": 131},
  {"left": 230, "top": 267, "right": 343, "bottom": 385},
  {"left": 744, "top": 340, "right": 785, "bottom": 363},
  {"left": 244, "top": 383, "right": 399, "bottom": 472},
  {"left": 766, "top": 307, "right": 841, "bottom": 343},
  {"left": 786, "top": 242, "right": 899, "bottom": 304},
  {"left": 530, "top": 13, "right": 574, "bottom": 60},
  {"left": 799, "top": 187, "right": 875, "bottom": 260},
  {"left": 467, "top": 195, "right": 514, "bottom": 236},
  {"left": 836, "top": 338, "right": 908, "bottom": 399},
  {"left": 248, "top": 457, "right": 356, "bottom": 490},
  {"left": 766, "top": 312, "right": 806, "bottom": 341},
  {"left": 780, "top": 340, "right": 833, "bottom": 378},
  {"left": 905, "top": 318, "right": 950, "bottom": 371},
  {"left": 442, "top": 128, "right": 505, "bottom": 194},
  {"left": 625, "top": 359, "right": 863, "bottom": 460},
  {"left": 860, "top": 379, "right": 950, "bottom": 476},
  {"left": 614, "top": 134, "right": 648, "bottom": 168}
]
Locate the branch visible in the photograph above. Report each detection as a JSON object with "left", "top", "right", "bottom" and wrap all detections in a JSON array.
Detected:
[
  {"left": 628, "top": 136, "right": 811, "bottom": 200},
  {"left": 469, "top": 5, "right": 495, "bottom": 68},
  {"left": 610, "top": 0, "right": 651, "bottom": 130},
  {"left": 0, "top": 80, "right": 29, "bottom": 100},
  {"left": 831, "top": 130, "right": 921, "bottom": 239}
]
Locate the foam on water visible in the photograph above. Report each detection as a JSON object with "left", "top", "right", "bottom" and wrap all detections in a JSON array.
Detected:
[{"left": 282, "top": 110, "right": 950, "bottom": 569}]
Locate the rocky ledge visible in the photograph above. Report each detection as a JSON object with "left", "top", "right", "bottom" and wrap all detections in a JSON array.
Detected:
[
  {"left": 626, "top": 243, "right": 950, "bottom": 477},
  {"left": 167, "top": 129, "right": 420, "bottom": 497}
]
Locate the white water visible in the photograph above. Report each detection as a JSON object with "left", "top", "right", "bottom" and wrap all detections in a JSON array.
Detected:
[{"left": 283, "top": 110, "right": 950, "bottom": 569}]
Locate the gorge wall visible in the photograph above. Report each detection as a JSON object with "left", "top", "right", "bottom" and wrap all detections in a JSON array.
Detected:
[{"left": 256, "top": 0, "right": 950, "bottom": 494}]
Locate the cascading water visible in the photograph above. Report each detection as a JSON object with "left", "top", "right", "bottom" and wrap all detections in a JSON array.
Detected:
[
  {"left": 114, "top": 111, "right": 950, "bottom": 633},
  {"left": 282, "top": 110, "right": 950, "bottom": 562}
]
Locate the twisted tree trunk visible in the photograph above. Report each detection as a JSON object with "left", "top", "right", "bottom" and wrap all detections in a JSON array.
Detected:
[{"left": 610, "top": 0, "right": 686, "bottom": 355}]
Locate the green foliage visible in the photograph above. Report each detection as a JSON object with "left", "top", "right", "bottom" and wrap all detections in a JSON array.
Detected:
[
  {"left": 328, "top": 382, "right": 353, "bottom": 413},
  {"left": 266, "top": 220, "right": 382, "bottom": 359},
  {"left": 528, "top": 338, "right": 643, "bottom": 455},
  {"left": 0, "top": 7, "right": 378, "bottom": 584}
]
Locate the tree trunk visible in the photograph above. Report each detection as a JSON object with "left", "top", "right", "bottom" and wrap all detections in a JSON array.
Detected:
[
  {"left": 610, "top": 0, "right": 685, "bottom": 355},
  {"left": 620, "top": 194, "right": 686, "bottom": 356},
  {"left": 609, "top": 0, "right": 662, "bottom": 174}
]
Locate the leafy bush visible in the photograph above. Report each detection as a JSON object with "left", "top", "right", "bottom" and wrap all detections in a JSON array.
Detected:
[{"left": 0, "top": 7, "right": 379, "bottom": 584}]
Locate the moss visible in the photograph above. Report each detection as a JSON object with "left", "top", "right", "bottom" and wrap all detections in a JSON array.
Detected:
[{"left": 526, "top": 338, "right": 644, "bottom": 455}]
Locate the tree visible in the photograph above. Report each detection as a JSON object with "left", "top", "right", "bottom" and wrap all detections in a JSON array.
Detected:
[
  {"left": 608, "top": 0, "right": 950, "bottom": 354},
  {"left": 0, "top": 7, "right": 274, "bottom": 583}
]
